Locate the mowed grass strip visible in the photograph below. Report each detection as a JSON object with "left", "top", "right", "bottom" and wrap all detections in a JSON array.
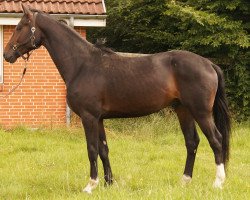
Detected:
[{"left": 0, "top": 113, "right": 249, "bottom": 199}]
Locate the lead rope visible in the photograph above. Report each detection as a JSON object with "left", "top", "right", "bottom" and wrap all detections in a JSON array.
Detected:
[{"left": 0, "top": 56, "right": 30, "bottom": 99}]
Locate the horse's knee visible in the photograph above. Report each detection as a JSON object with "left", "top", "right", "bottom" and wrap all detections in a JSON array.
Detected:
[
  {"left": 99, "top": 140, "right": 109, "bottom": 160},
  {"left": 186, "top": 140, "right": 199, "bottom": 154},
  {"left": 99, "top": 146, "right": 108, "bottom": 158},
  {"left": 87, "top": 144, "right": 98, "bottom": 161}
]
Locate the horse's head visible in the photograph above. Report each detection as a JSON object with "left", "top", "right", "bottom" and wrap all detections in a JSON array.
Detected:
[{"left": 3, "top": 4, "right": 42, "bottom": 63}]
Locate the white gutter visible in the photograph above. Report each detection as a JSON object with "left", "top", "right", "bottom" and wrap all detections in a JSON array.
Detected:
[
  {"left": 0, "top": 13, "right": 107, "bottom": 27},
  {"left": 0, "top": 13, "right": 107, "bottom": 19}
]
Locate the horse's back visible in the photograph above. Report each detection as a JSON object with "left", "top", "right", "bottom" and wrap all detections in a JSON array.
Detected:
[{"left": 100, "top": 50, "right": 219, "bottom": 117}]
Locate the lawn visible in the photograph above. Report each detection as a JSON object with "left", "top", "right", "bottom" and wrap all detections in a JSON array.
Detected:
[{"left": 0, "top": 113, "right": 249, "bottom": 199}]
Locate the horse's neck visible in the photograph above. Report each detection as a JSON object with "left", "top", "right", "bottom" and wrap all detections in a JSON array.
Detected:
[{"left": 37, "top": 14, "right": 94, "bottom": 84}]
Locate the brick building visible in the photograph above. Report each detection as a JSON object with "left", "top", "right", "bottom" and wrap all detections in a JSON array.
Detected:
[{"left": 0, "top": 0, "right": 106, "bottom": 127}]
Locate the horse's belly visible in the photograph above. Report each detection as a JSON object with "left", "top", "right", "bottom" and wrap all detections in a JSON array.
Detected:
[
  {"left": 102, "top": 91, "right": 175, "bottom": 118},
  {"left": 102, "top": 67, "right": 179, "bottom": 118}
]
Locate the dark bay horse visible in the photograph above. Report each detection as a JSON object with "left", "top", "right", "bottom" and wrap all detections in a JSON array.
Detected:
[{"left": 3, "top": 5, "right": 231, "bottom": 193}]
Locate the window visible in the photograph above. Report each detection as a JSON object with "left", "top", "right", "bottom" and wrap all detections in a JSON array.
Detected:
[{"left": 0, "top": 26, "right": 3, "bottom": 83}]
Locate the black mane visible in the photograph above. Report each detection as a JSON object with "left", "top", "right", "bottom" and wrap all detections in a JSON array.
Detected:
[{"left": 94, "top": 39, "right": 116, "bottom": 54}]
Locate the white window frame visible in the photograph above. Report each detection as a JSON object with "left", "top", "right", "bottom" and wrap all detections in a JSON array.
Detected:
[{"left": 0, "top": 25, "right": 3, "bottom": 83}]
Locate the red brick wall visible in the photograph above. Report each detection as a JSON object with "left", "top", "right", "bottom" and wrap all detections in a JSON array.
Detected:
[{"left": 0, "top": 26, "right": 86, "bottom": 128}]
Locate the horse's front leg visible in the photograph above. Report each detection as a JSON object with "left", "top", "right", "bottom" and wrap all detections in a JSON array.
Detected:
[
  {"left": 81, "top": 113, "right": 99, "bottom": 194},
  {"left": 98, "top": 119, "right": 113, "bottom": 185}
]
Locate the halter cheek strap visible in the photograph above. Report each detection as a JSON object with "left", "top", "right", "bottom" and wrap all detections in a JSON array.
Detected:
[
  {"left": 11, "top": 12, "right": 38, "bottom": 61},
  {"left": 30, "top": 26, "right": 36, "bottom": 48}
]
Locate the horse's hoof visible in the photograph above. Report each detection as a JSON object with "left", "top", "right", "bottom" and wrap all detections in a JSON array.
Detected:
[
  {"left": 213, "top": 177, "right": 224, "bottom": 189},
  {"left": 83, "top": 178, "right": 99, "bottom": 194},
  {"left": 213, "top": 181, "right": 223, "bottom": 189},
  {"left": 104, "top": 179, "right": 113, "bottom": 187},
  {"left": 181, "top": 174, "right": 192, "bottom": 186}
]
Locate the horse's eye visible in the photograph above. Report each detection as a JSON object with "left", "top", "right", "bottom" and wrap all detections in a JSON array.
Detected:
[{"left": 16, "top": 26, "right": 22, "bottom": 31}]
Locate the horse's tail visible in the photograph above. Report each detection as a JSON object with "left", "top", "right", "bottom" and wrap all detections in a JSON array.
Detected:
[{"left": 212, "top": 63, "right": 231, "bottom": 166}]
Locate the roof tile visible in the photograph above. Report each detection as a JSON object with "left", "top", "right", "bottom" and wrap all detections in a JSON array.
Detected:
[{"left": 0, "top": 0, "right": 106, "bottom": 15}]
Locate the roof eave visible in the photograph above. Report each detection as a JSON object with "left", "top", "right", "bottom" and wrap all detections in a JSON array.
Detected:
[{"left": 0, "top": 13, "right": 107, "bottom": 27}]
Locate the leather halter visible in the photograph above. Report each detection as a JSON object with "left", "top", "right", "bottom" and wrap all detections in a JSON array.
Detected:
[
  {"left": 10, "top": 12, "right": 38, "bottom": 61},
  {"left": 0, "top": 13, "right": 38, "bottom": 99}
]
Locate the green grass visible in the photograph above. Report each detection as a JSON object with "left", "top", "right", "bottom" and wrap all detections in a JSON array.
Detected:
[{"left": 0, "top": 113, "right": 249, "bottom": 199}]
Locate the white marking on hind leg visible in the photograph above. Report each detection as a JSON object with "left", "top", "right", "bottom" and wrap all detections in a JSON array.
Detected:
[
  {"left": 181, "top": 174, "right": 192, "bottom": 185},
  {"left": 83, "top": 178, "right": 99, "bottom": 194},
  {"left": 213, "top": 164, "right": 225, "bottom": 189}
]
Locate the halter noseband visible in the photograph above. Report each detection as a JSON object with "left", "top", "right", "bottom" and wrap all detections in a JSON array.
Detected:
[{"left": 11, "top": 12, "right": 38, "bottom": 60}]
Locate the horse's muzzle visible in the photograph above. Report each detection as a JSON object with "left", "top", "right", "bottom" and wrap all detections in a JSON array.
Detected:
[{"left": 3, "top": 52, "right": 17, "bottom": 63}]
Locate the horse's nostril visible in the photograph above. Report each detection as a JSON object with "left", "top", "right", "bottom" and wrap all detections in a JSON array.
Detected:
[
  {"left": 3, "top": 52, "right": 7, "bottom": 60},
  {"left": 3, "top": 52, "right": 12, "bottom": 62}
]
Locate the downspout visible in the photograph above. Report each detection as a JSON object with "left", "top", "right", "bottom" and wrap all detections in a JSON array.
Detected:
[{"left": 66, "top": 16, "right": 74, "bottom": 127}]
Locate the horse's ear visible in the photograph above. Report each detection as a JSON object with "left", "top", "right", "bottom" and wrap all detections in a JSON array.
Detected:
[{"left": 22, "top": 4, "right": 33, "bottom": 20}]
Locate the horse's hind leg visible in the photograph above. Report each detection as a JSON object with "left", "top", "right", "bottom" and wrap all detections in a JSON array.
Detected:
[
  {"left": 194, "top": 113, "right": 225, "bottom": 188},
  {"left": 98, "top": 119, "right": 113, "bottom": 185},
  {"left": 175, "top": 106, "right": 200, "bottom": 184}
]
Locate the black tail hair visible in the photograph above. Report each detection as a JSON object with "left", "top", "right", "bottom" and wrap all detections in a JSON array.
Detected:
[{"left": 212, "top": 63, "right": 231, "bottom": 166}]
